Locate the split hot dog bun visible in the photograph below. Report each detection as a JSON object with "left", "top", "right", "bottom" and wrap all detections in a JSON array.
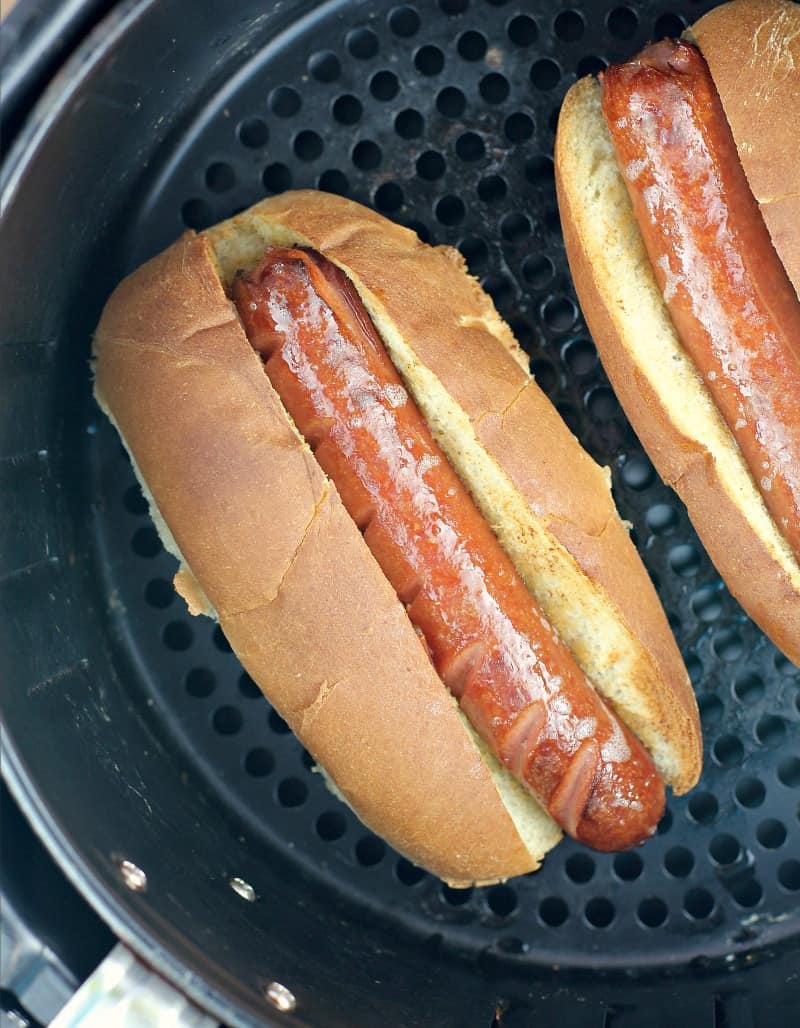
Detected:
[
  {"left": 555, "top": 0, "right": 800, "bottom": 666},
  {"left": 93, "top": 190, "right": 700, "bottom": 884}
]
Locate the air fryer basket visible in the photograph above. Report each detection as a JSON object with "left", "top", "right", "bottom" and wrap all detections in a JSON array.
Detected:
[{"left": 2, "top": 0, "right": 799, "bottom": 1025}]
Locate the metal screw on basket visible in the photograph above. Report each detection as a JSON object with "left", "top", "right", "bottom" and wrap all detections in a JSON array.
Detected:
[
  {"left": 228, "top": 876, "right": 256, "bottom": 902},
  {"left": 264, "top": 981, "right": 296, "bottom": 1013},
  {"left": 116, "top": 858, "right": 147, "bottom": 892}
]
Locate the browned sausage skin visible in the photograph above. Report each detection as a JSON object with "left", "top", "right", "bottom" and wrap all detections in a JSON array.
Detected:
[
  {"left": 232, "top": 246, "right": 665, "bottom": 851},
  {"left": 602, "top": 39, "right": 800, "bottom": 559}
]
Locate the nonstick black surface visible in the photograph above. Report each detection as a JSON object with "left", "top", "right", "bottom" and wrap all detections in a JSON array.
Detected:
[{"left": 1, "top": 1, "right": 799, "bottom": 1026}]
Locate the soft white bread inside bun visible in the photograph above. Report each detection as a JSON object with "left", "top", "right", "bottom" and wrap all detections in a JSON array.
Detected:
[
  {"left": 688, "top": 0, "right": 800, "bottom": 297},
  {"left": 555, "top": 77, "right": 800, "bottom": 665},
  {"left": 94, "top": 191, "right": 700, "bottom": 883}
]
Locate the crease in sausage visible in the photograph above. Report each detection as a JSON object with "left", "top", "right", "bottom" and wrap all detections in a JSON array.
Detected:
[
  {"left": 601, "top": 38, "right": 800, "bottom": 559},
  {"left": 231, "top": 245, "right": 665, "bottom": 851}
]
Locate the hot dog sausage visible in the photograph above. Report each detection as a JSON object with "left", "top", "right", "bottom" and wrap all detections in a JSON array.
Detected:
[
  {"left": 232, "top": 247, "right": 665, "bottom": 851},
  {"left": 602, "top": 39, "right": 800, "bottom": 558}
]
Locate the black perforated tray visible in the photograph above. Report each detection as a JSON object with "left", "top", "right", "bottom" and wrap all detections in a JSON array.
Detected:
[{"left": 2, "top": 1, "right": 799, "bottom": 1025}]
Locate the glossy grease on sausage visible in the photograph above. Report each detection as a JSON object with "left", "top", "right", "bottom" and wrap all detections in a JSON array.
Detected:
[
  {"left": 602, "top": 39, "right": 800, "bottom": 558},
  {"left": 233, "top": 247, "right": 665, "bottom": 850}
]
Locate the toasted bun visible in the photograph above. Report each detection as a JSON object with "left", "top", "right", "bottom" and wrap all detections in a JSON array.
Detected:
[
  {"left": 688, "top": 0, "right": 800, "bottom": 297},
  {"left": 555, "top": 77, "right": 800, "bottom": 665},
  {"left": 94, "top": 191, "right": 700, "bottom": 882}
]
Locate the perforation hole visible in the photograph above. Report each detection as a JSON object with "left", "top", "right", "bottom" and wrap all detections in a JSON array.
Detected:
[
  {"left": 442, "top": 884, "right": 472, "bottom": 905},
  {"left": 308, "top": 50, "right": 340, "bottom": 82},
  {"left": 554, "top": 10, "right": 585, "bottom": 42},
  {"left": 508, "top": 14, "right": 537, "bottom": 46},
  {"left": 277, "top": 777, "right": 308, "bottom": 807},
  {"left": 586, "top": 386, "right": 619, "bottom": 422},
  {"left": 316, "top": 810, "right": 347, "bottom": 840},
  {"left": 457, "top": 30, "right": 487, "bottom": 60},
  {"left": 293, "top": 130, "right": 324, "bottom": 161},
  {"left": 395, "top": 108, "right": 424, "bottom": 138},
  {"left": 730, "top": 878, "right": 762, "bottom": 908},
  {"left": 500, "top": 212, "right": 531, "bottom": 242},
  {"left": 542, "top": 296, "right": 577, "bottom": 333},
  {"left": 181, "top": 199, "right": 213, "bottom": 230},
  {"left": 522, "top": 254, "right": 554, "bottom": 288},
  {"left": 374, "top": 182, "right": 404, "bottom": 212},
  {"left": 613, "top": 852, "right": 643, "bottom": 881},
  {"left": 269, "top": 86, "right": 301, "bottom": 117},
  {"left": 389, "top": 5, "right": 421, "bottom": 37},
  {"left": 778, "top": 757, "right": 800, "bottom": 787},
  {"left": 657, "top": 809, "right": 673, "bottom": 836},
  {"left": 244, "top": 747, "right": 274, "bottom": 777},
  {"left": 530, "top": 59, "right": 560, "bottom": 91},
  {"left": 713, "top": 734, "right": 745, "bottom": 768},
  {"left": 778, "top": 860, "right": 800, "bottom": 891},
  {"left": 524, "top": 154, "right": 554, "bottom": 186},
  {"left": 637, "top": 897, "right": 667, "bottom": 928},
  {"left": 455, "top": 131, "right": 484, "bottom": 161},
  {"left": 352, "top": 140, "right": 382, "bottom": 170},
  {"left": 709, "top": 833, "right": 741, "bottom": 865},
  {"left": 185, "top": 668, "right": 215, "bottom": 699},
  {"left": 131, "top": 525, "right": 162, "bottom": 558},
  {"left": 212, "top": 625, "right": 232, "bottom": 653},
  {"left": 736, "top": 777, "right": 766, "bottom": 808},
  {"left": 487, "top": 884, "right": 517, "bottom": 917},
  {"left": 238, "top": 672, "right": 261, "bottom": 699},
  {"left": 346, "top": 26, "right": 379, "bottom": 59},
  {"left": 712, "top": 627, "right": 744, "bottom": 662},
  {"left": 317, "top": 169, "right": 349, "bottom": 195},
  {"left": 664, "top": 846, "right": 694, "bottom": 877},
  {"left": 621, "top": 454, "right": 654, "bottom": 490},
  {"left": 417, "top": 150, "right": 446, "bottom": 180},
  {"left": 539, "top": 896, "right": 568, "bottom": 926},
  {"left": 733, "top": 671, "right": 764, "bottom": 705},
  {"left": 757, "top": 818, "right": 786, "bottom": 849},
  {"left": 482, "top": 275, "right": 513, "bottom": 307},
  {"left": 607, "top": 6, "right": 639, "bottom": 39},
  {"left": 480, "top": 73, "right": 510, "bottom": 104},
  {"left": 213, "top": 705, "right": 242, "bottom": 735},
  {"left": 416, "top": 45, "right": 444, "bottom": 75},
  {"left": 577, "top": 55, "right": 608, "bottom": 77},
  {"left": 437, "top": 86, "right": 466, "bottom": 117},
  {"left": 504, "top": 112, "right": 534, "bottom": 142},
  {"left": 163, "top": 621, "right": 193, "bottom": 652},
  {"left": 691, "top": 584, "right": 723, "bottom": 622},
  {"left": 684, "top": 888, "right": 714, "bottom": 919},
  {"left": 144, "top": 578, "right": 173, "bottom": 609},
  {"left": 238, "top": 117, "right": 268, "bottom": 148},
  {"left": 756, "top": 715, "right": 786, "bottom": 747},
  {"left": 584, "top": 897, "right": 614, "bottom": 928},
  {"left": 532, "top": 360, "right": 557, "bottom": 394},
  {"left": 435, "top": 195, "right": 465, "bottom": 225},
  {"left": 370, "top": 70, "right": 400, "bottom": 101},
  {"left": 268, "top": 708, "right": 291, "bottom": 734},
  {"left": 478, "top": 174, "right": 507, "bottom": 203},
  {"left": 333, "top": 94, "right": 363, "bottom": 125},
  {"left": 458, "top": 236, "right": 488, "bottom": 272},
  {"left": 688, "top": 791, "right": 719, "bottom": 824},
  {"left": 654, "top": 13, "right": 686, "bottom": 38},
  {"left": 668, "top": 543, "right": 701, "bottom": 577},
  {"left": 565, "top": 853, "right": 595, "bottom": 884},
  {"left": 685, "top": 654, "right": 703, "bottom": 685},
  {"left": 263, "top": 162, "right": 292, "bottom": 193},
  {"left": 396, "top": 858, "right": 426, "bottom": 885},
  {"left": 204, "top": 162, "right": 235, "bottom": 194},
  {"left": 123, "top": 484, "right": 148, "bottom": 514},
  {"left": 646, "top": 504, "right": 678, "bottom": 535}
]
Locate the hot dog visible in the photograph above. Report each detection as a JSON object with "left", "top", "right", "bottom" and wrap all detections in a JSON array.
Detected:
[
  {"left": 555, "top": 0, "right": 800, "bottom": 665},
  {"left": 93, "top": 190, "right": 700, "bottom": 883}
]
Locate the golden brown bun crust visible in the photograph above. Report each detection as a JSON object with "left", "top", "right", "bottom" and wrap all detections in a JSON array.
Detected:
[
  {"left": 690, "top": 0, "right": 800, "bottom": 296},
  {"left": 555, "top": 78, "right": 800, "bottom": 666},
  {"left": 93, "top": 232, "right": 545, "bottom": 885},
  {"left": 207, "top": 190, "right": 700, "bottom": 793}
]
